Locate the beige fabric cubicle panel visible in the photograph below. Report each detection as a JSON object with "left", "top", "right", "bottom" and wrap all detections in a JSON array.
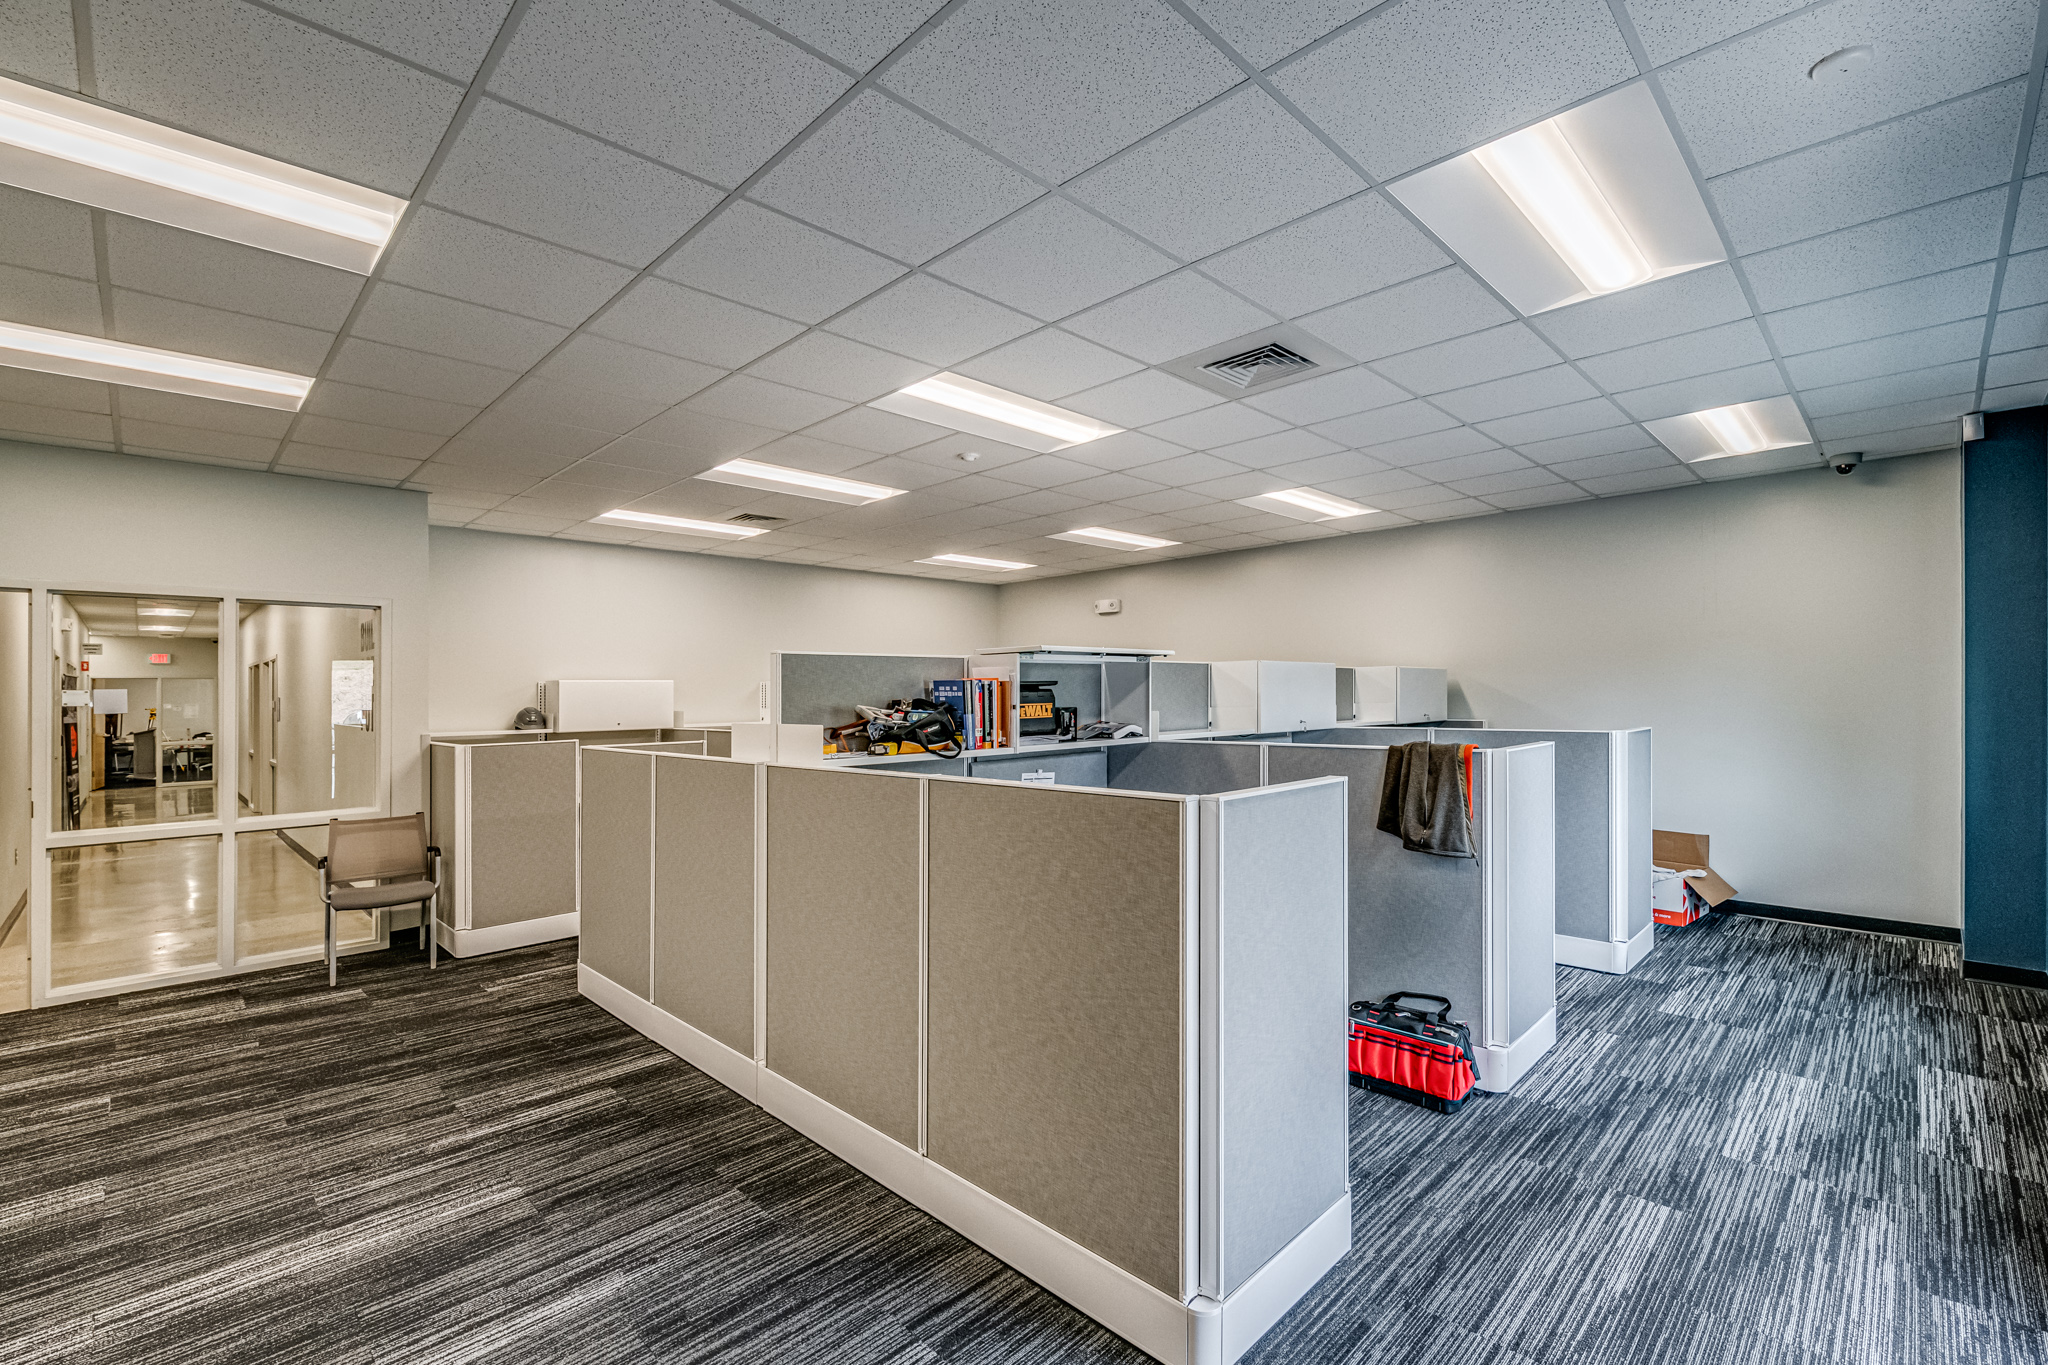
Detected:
[
  {"left": 428, "top": 745, "right": 458, "bottom": 931},
  {"left": 580, "top": 749, "right": 653, "bottom": 998},
  {"left": 466, "top": 741, "right": 579, "bottom": 929},
  {"left": 925, "top": 780, "right": 1186, "bottom": 1297},
  {"left": 765, "top": 766, "right": 921, "bottom": 1148},
  {"left": 653, "top": 756, "right": 755, "bottom": 1056}
]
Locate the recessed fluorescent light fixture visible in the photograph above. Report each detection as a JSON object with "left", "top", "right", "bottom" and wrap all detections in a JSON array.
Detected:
[
  {"left": 136, "top": 607, "right": 194, "bottom": 617},
  {"left": 917, "top": 553, "right": 1036, "bottom": 571},
  {"left": 871, "top": 373, "right": 1120, "bottom": 454},
  {"left": 0, "top": 74, "right": 405, "bottom": 273},
  {"left": 594, "top": 509, "right": 768, "bottom": 539},
  {"left": 1641, "top": 395, "right": 1813, "bottom": 462},
  {"left": 1236, "top": 487, "right": 1377, "bottom": 523},
  {"left": 695, "top": 458, "right": 903, "bottom": 506},
  {"left": 1385, "top": 82, "right": 1724, "bottom": 314},
  {"left": 0, "top": 319, "right": 313, "bottom": 409},
  {"left": 1050, "top": 526, "right": 1181, "bottom": 551}
]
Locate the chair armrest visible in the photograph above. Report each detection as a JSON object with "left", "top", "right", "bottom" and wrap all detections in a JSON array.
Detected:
[
  {"left": 315, "top": 856, "right": 327, "bottom": 870},
  {"left": 426, "top": 846, "right": 441, "bottom": 857}
]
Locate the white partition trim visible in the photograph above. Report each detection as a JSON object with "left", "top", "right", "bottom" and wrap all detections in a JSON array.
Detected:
[
  {"left": 581, "top": 962, "right": 759, "bottom": 1099},
  {"left": 454, "top": 744, "right": 473, "bottom": 931},
  {"left": 1607, "top": 730, "right": 1631, "bottom": 955},
  {"left": 1555, "top": 922, "right": 1656, "bottom": 975},
  {"left": 1197, "top": 795, "right": 1222, "bottom": 1301},
  {"left": 1475, "top": 1005, "right": 1556, "bottom": 1093},
  {"left": 1213, "top": 1194, "right": 1351, "bottom": 1365},
  {"left": 444, "top": 911, "right": 578, "bottom": 957},
  {"left": 917, "top": 778, "right": 930, "bottom": 1156},
  {"left": 1179, "top": 795, "right": 1201, "bottom": 1307},
  {"left": 1476, "top": 751, "right": 1509, "bottom": 1055},
  {"left": 751, "top": 761, "right": 768, "bottom": 1066},
  {"left": 1620, "top": 920, "right": 1656, "bottom": 971}
]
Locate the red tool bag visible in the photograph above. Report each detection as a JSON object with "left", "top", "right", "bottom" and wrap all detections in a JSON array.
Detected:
[{"left": 1348, "top": 992, "right": 1480, "bottom": 1114}]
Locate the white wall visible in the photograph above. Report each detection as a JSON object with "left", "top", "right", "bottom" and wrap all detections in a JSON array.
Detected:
[
  {"left": 240, "top": 603, "right": 376, "bottom": 815},
  {"left": 996, "top": 453, "right": 1963, "bottom": 928},
  {"left": 0, "top": 590, "right": 26, "bottom": 919},
  {"left": 90, "top": 635, "right": 217, "bottom": 677},
  {"left": 428, "top": 528, "right": 1002, "bottom": 731}
]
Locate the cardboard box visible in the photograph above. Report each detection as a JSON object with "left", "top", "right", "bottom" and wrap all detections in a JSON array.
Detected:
[{"left": 1651, "top": 829, "right": 1736, "bottom": 927}]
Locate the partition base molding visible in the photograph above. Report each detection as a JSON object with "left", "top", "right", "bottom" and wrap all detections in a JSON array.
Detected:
[
  {"left": 440, "top": 912, "right": 578, "bottom": 958},
  {"left": 579, "top": 964, "right": 758, "bottom": 1099},
  {"left": 1555, "top": 923, "right": 1656, "bottom": 975},
  {"left": 1477, "top": 1006, "right": 1556, "bottom": 1093},
  {"left": 1211, "top": 1195, "right": 1350, "bottom": 1364}
]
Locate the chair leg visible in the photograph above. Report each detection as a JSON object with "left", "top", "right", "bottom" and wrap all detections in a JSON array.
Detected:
[
  {"left": 427, "top": 894, "right": 438, "bottom": 970},
  {"left": 326, "top": 903, "right": 337, "bottom": 988}
]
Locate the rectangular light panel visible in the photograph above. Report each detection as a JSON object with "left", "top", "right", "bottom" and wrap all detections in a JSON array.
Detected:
[
  {"left": 1236, "top": 487, "right": 1377, "bottom": 523},
  {"left": 595, "top": 509, "right": 767, "bottom": 538},
  {"left": 696, "top": 457, "right": 904, "bottom": 505},
  {"left": 1642, "top": 395, "right": 1814, "bottom": 462},
  {"left": 1050, "top": 526, "right": 1181, "bottom": 551},
  {"left": 872, "top": 372, "right": 1121, "bottom": 453},
  {"left": 917, "top": 553, "right": 1036, "bottom": 570},
  {"left": 0, "top": 74, "right": 404, "bottom": 274},
  {"left": 0, "top": 319, "right": 313, "bottom": 409}
]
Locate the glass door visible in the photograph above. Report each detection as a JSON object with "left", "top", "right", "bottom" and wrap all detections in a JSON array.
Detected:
[{"left": 1, "top": 588, "right": 27, "bottom": 1014}]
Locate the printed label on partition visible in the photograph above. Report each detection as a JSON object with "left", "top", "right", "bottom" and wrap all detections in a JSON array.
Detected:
[{"left": 1020, "top": 770, "right": 1056, "bottom": 785}]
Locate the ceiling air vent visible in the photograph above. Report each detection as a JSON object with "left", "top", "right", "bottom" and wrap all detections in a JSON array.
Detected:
[
  {"left": 1162, "top": 323, "right": 1350, "bottom": 398},
  {"left": 726, "top": 512, "right": 785, "bottom": 525}
]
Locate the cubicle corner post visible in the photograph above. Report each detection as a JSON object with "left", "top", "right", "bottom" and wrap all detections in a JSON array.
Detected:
[
  {"left": 1611, "top": 728, "right": 1655, "bottom": 972},
  {"left": 1473, "top": 744, "right": 1557, "bottom": 1094}
]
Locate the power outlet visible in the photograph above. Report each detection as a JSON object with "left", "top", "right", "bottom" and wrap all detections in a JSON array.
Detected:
[{"left": 1093, "top": 598, "right": 1121, "bottom": 615}]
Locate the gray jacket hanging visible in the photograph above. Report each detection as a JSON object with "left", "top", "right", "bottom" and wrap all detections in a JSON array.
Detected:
[{"left": 1375, "top": 740, "right": 1475, "bottom": 858}]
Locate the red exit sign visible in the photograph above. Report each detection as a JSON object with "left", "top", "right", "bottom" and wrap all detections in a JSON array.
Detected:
[{"left": 149, "top": 653, "right": 172, "bottom": 665}]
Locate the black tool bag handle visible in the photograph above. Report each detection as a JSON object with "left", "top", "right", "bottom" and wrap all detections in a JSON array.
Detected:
[{"left": 1375, "top": 991, "right": 1454, "bottom": 1024}]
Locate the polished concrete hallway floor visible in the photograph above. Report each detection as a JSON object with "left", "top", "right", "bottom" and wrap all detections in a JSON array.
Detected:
[{"left": 2, "top": 916, "right": 2043, "bottom": 1364}]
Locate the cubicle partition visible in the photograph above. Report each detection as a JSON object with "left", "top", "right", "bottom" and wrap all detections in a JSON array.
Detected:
[
  {"left": 424, "top": 737, "right": 581, "bottom": 957},
  {"left": 1295, "top": 725, "right": 1653, "bottom": 974},
  {"left": 576, "top": 746, "right": 1351, "bottom": 1365}
]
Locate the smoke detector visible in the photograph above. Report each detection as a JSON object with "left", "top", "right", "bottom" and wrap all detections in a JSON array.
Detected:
[{"left": 1160, "top": 324, "right": 1349, "bottom": 398}]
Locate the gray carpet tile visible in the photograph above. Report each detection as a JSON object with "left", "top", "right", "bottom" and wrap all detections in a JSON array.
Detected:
[{"left": 2, "top": 913, "right": 2044, "bottom": 1364}]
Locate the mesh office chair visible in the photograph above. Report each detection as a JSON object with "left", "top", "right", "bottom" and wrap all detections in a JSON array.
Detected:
[{"left": 317, "top": 814, "right": 441, "bottom": 986}]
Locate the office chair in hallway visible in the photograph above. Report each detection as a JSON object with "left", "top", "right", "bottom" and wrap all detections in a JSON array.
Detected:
[{"left": 317, "top": 814, "right": 441, "bottom": 987}]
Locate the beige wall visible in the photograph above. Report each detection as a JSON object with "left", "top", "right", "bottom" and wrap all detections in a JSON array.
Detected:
[
  {"left": 996, "top": 453, "right": 1963, "bottom": 927},
  {"left": 428, "top": 527, "right": 1001, "bottom": 730}
]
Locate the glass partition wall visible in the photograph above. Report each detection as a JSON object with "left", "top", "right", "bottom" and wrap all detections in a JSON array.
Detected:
[{"left": 30, "top": 589, "right": 387, "bottom": 1005}]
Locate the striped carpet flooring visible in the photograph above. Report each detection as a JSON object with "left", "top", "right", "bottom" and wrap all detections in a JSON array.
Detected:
[{"left": 1, "top": 914, "right": 2042, "bottom": 1363}]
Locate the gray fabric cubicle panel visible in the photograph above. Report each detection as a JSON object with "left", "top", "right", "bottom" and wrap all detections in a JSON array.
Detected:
[
  {"left": 579, "top": 748, "right": 653, "bottom": 998},
  {"left": 1336, "top": 667, "right": 1355, "bottom": 722},
  {"left": 1108, "top": 740, "right": 1260, "bottom": 794},
  {"left": 429, "top": 744, "right": 457, "bottom": 928},
  {"left": 653, "top": 757, "right": 755, "bottom": 1056},
  {"left": 778, "top": 654, "right": 965, "bottom": 725},
  {"left": 765, "top": 766, "right": 921, "bottom": 1148},
  {"left": 1458, "top": 730, "right": 1611, "bottom": 943},
  {"left": 1434, "top": 719, "right": 1487, "bottom": 729},
  {"left": 1627, "top": 729, "right": 1653, "bottom": 938},
  {"left": 1293, "top": 727, "right": 1420, "bottom": 746},
  {"left": 1104, "top": 660, "right": 1149, "bottom": 729},
  {"left": 1496, "top": 744, "right": 1558, "bottom": 1040},
  {"left": 1213, "top": 781, "right": 1350, "bottom": 1297},
  {"left": 971, "top": 748, "right": 1108, "bottom": 787},
  {"left": 553, "top": 729, "right": 664, "bottom": 745},
  {"left": 1018, "top": 661, "right": 1103, "bottom": 728},
  {"left": 926, "top": 780, "right": 1184, "bottom": 1296},
  {"left": 1266, "top": 746, "right": 1484, "bottom": 1016},
  {"left": 468, "top": 741, "right": 579, "bottom": 929},
  {"left": 879, "top": 756, "right": 969, "bottom": 776},
  {"left": 620, "top": 741, "right": 714, "bottom": 756},
  {"left": 1152, "top": 660, "right": 1210, "bottom": 732}
]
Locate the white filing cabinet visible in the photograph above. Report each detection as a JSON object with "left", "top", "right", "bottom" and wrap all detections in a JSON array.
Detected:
[
  {"left": 541, "top": 679, "right": 675, "bottom": 731},
  {"left": 1352, "top": 666, "right": 1447, "bottom": 724},
  {"left": 1210, "top": 660, "right": 1338, "bottom": 732}
]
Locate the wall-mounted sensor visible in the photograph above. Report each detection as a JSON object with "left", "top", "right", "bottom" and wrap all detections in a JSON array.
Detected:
[
  {"left": 1808, "top": 45, "right": 1873, "bottom": 82},
  {"left": 1831, "top": 450, "right": 1863, "bottom": 475},
  {"left": 1094, "top": 598, "right": 1121, "bottom": 615},
  {"left": 1963, "top": 412, "right": 1986, "bottom": 443}
]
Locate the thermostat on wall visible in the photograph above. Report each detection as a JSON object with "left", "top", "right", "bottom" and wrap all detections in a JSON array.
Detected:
[{"left": 1093, "top": 598, "right": 1121, "bottom": 615}]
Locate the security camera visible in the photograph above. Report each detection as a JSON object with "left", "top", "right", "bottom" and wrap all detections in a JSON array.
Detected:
[{"left": 1831, "top": 451, "right": 1863, "bottom": 475}]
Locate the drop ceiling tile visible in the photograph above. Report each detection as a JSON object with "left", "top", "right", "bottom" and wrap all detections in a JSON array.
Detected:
[
  {"left": 1577, "top": 466, "right": 1700, "bottom": 496},
  {"left": 625, "top": 408, "right": 779, "bottom": 463},
  {"left": 1118, "top": 487, "right": 1223, "bottom": 515},
  {"left": 1819, "top": 421, "right": 1958, "bottom": 456},
  {"left": 1144, "top": 403, "right": 1288, "bottom": 449},
  {"left": 486, "top": 376, "right": 681, "bottom": 434},
  {"left": 927, "top": 471, "right": 1037, "bottom": 503},
  {"left": 1483, "top": 483, "right": 1591, "bottom": 509},
  {"left": 349, "top": 282, "right": 569, "bottom": 372},
  {"left": 2015, "top": 176, "right": 2048, "bottom": 253},
  {"left": 752, "top": 91, "right": 1043, "bottom": 263},
  {"left": 1576, "top": 319, "right": 1774, "bottom": 392},
  {"left": 1181, "top": 0, "right": 1378, "bottom": 69},
  {"left": 1272, "top": 0, "right": 1636, "bottom": 179},
  {"left": 492, "top": 0, "right": 848, "bottom": 187},
  {"left": 429, "top": 440, "right": 583, "bottom": 481},
  {"left": 1209, "top": 428, "right": 1340, "bottom": 468},
  {"left": 989, "top": 488, "right": 1095, "bottom": 518},
  {"left": 742, "top": 332, "right": 936, "bottom": 403},
  {"left": 1069, "top": 85, "right": 1365, "bottom": 260},
  {"left": 659, "top": 201, "right": 906, "bottom": 325},
  {"left": 1515, "top": 427, "right": 1656, "bottom": 465},
  {"left": 1198, "top": 193, "right": 1449, "bottom": 320},
  {"left": 91, "top": 0, "right": 459, "bottom": 195},
  {"left": 1476, "top": 397, "right": 1631, "bottom": 446},
  {"left": 404, "top": 462, "right": 538, "bottom": 494},
  {"left": 1407, "top": 449, "right": 1533, "bottom": 483},
  {"left": 1987, "top": 346, "right": 2048, "bottom": 389},
  {"left": 737, "top": 0, "right": 944, "bottom": 70},
  {"left": 1660, "top": 0, "right": 2035, "bottom": 177},
  {"left": 300, "top": 380, "right": 481, "bottom": 436},
  {"left": 426, "top": 488, "right": 503, "bottom": 511},
  {"left": 1765, "top": 263, "right": 1996, "bottom": 355},
  {"left": 271, "top": 0, "right": 514, "bottom": 80},
  {"left": 952, "top": 328, "right": 1144, "bottom": 400},
  {"left": 1408, "top": 498, "right": 1500, "bottom": 522},
  {"left": 0, "top": 188, "right": 94, "bottom": 279},
  {"left": 1451, "top": 467, "right": 1563, "bottom": 496},
  {"left": 683, "top": 373, "right": 851, "bottom": 431},
  {"left": 275, "top": 444, "right": 421, "bottom": 481},
  {"left": 292, "top": 414, "right": 444, "bottom": 459},
  {"left": 1318, "top": 468, "right": 1435, "bottom": 499},
  {"left": 1058, "top": 428, "right": 1190, "bottom": 472},
  {"left": 1709, "top": 82, "right": 2025, "bottom": 254},
  {"left": 0, "top": 399, "right": 109, "bottom": 442},
  {"left": 1611, "top": 361, "right": 1786, "bottom": 422},
  {"left": 428, "top": 99, "right": 725, "bottom": 266},
  {"left": 1262, "top": 451, "right": 1392, "bottom": 485},
  {"left": 326, "top": 337, "right": 520, "bottom": 407},
  {"left": 1187, "top": 470, "right": 1299, "bottom": 502},
  {"left": 1058, "top": 471, "right": 1168, "bottom": 504},
  {"left": 1530, "top": 265, "right": 1753, "bottom": 357},
  {"left": 881, "top": 0, "right": 1240, "bottom": 184},
  {"left": 543, "top": 460, "right": 678, "bottom": 495},
  {"left": 802, "top": 407, "right": 948, "bottom": 454},
  {"left": 1740, "top": 188, "right": 2008, "bottom": 312},
  {"left": 380, "top": 207, "right": 636, "bottom": 327},
  {"left": 471, "top": 510, "right": 581, "bottom": 534},
  {"left": 591, "top": 278, "right": 807, "bottom": 368},
  {"left": 1363, "top": 425, "right": 1501, "bottom": 468},
  {"left": 741, "top": 432, "right": 882, "bottom": 474},
  {"left": 1693, "top": 445, "right": 1828, "bottom": 478},
  {"left": 1361, "top": 482, "right": 1474, "bottom": 511},
  {"left": 4, "top": 0, "right": 75, "bottom": 87},
  {"left": 1298, "top": 269, "right": 1512, "bottom": 363},
  {"left": 1620, "top": 0, "right": 1804, "bottom": 64},
  {"left": 1128, "top": 451, "right": 1251, "bottom": 486},
  {"left": 893, "top": 431, "right": 1046, "bottom": 471},
  {"left": 1992, "top": 301, "right": 2048, "bottom": 354},
  {"left": 448, "top": 410, "right": 614, "bottom": 462},
  {"left": 0, "top": 264, "right": 106, "bottom": 334},
  {"left": 110, "top": 290, "right": 333, "bottom": 372},
  {"left": 1061, "top": 271, "right": 1276, "bottom": 365},
  {"left": 4, "top": 369, "right": 110, "bottom": 413},
  {"left": 823, "top": 273, "right": 1039, "bottom": 366},
  {"left": 1309, "top": 399, "right": 1460, "bottom": 448},
  {"left": 992, "top": 452, "right": 1112, "bottom": 488},
  {"left": 501, "top": 486, "right": 635, "bottom": 521},
  {"left": 1798, "top": 360, "right": 1983, "bottom": 418},
  {"left": 1544, "top": 446, "right": 1676, "bottom": 480},
  {"left": 1241, "top": 366, "right": 1408, "bottom": 425},
  {"left": 1430, "top": 366, "right": 1598, "bottom": 424},
  {"left": 1064, "top": 369, "right": 1222, "bottom": 427},
  {"left": 1812, "top": 393, "right": 1973, "bottom": 442},
  {"left": 2000, "top": 249, "right": 2048, "bottom": 311},
  {"left": 926, "top": 198, "right": 1177, "bottom": 322},
  {"left": 1372, "top": 323, "right": 1560, "bottom": 395},
  {"left": 1780, "top": 316, "right": 1986, "bottom": 387},
  {"left": 838, "top": 454, "right": 975, "bottom": 492}
]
